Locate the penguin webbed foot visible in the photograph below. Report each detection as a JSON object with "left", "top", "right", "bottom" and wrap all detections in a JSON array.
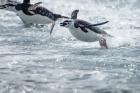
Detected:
[
  {"left": 50, "top": 23, "right": 55, "bottom": 35},
  {"left": 99, "top": 38, "right": 108, "bottom": 49}
]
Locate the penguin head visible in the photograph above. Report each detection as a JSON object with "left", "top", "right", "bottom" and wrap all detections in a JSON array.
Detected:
[
  {"left": 60, "top": 10, "right": 79, "bottom": 28},
  {"left": 60, "top": 19, "right": 74, "bottom": 28},
  {"left": 0, "top": 3, "right": 16, "bottom": 11},
  {"left": 0, "top": 0, "right": 19, "bottom": 12}
]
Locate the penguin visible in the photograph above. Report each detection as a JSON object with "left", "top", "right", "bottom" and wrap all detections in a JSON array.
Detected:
[
  {"left": 60, "top": 10, "right": 112, "bottom": 49},
  {"left": 0, "top": 0, "right": 20, "bottom": 12},
  {"left": 0, "top": 0, "right": 69, "bottom": 33}
]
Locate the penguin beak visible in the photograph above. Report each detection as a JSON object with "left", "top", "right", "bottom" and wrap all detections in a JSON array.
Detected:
[
  {"left": 60, "top": 22, "right": 66, "bottom": 26},
  {"left": 0, "top": 5, "right": 6, "bottom": 9}
]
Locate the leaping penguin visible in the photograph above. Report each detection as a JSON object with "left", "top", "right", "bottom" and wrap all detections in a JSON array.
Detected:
[
  {"left": 0, "top": 0, "right": 43, "bottom": 24},
  {"left": 0, "top": 0, "right": 69, "bottom": 33},
  {"left": 60, "top": 10, "right": 112, "bottom": 49},
  {"left": 0, "top": 0, "right": 20, "bottom": 12}
]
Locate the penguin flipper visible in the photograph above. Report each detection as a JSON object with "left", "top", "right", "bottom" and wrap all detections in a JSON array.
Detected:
[
  {"left": 80, "top": 27, "right": 88, "bottom": 33},
  {"left": 71, "top": 10, "right": 79, "bottom": 19},
  {"left": 23, "top": 0, "right": 30, "bottom": 4},
  {"left": 86, "top": 21, "right": 109, "bottom": 27},
  {"left": 34, "top": 2, "right": 43, "bottom": 6},
  {"left": 78, "top": 25, "right": 88, "bottom": 33}
]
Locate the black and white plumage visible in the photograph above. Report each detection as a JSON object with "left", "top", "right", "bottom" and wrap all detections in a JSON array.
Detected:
[
  {"left": 0, "top": 0, "right": 69, "bottom": 33},
  {"left": 0, "top": 0, "right": 20, "bottom": 12},
  {"left": 60, "top": 10, "right": 112, "bottom": 48}
]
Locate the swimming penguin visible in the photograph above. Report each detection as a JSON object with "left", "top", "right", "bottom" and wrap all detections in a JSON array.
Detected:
[
  {"left": 60, "top": 10, "right": 112, "bottom": 49},
  {"left": 0, "top": 0, "right": 40, "bottom": 24},
  {"left": 0, "top": 0, "right": 69, "bottom": 33}
]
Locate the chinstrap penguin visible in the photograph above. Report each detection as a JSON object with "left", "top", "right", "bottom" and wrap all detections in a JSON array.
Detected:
[
  {"left": 0, "top": 0, "right": 69, "bottom": 33},
  {"left": 60, "top": 10, "right": 112, "bottom": 49}
]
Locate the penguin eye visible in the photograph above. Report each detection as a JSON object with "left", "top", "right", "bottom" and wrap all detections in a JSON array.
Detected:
[{"left": 63, "top": 20, "right": 72, "bottom": 26}]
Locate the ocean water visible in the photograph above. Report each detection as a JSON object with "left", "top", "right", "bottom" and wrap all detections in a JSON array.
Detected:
[{"left": 0, "top": 0, "right": 140, "bottom": 93}]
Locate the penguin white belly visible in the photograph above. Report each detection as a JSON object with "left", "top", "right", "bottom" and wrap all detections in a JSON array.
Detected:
[
  {"left": 17, "top": 11, "right": 54, "bottom": 24},
  {"left": 69, "top": 28, "right": 101, "bottom": 42}
]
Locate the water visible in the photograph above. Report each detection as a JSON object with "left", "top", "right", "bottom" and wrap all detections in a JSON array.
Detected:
[{"left": 0, "top": 0, "right": 140, "bottom": 93}]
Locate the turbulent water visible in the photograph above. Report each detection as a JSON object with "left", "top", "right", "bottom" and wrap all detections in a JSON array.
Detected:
[{"left": 0, "top": 0, "right": 140, "bottom": 93}]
